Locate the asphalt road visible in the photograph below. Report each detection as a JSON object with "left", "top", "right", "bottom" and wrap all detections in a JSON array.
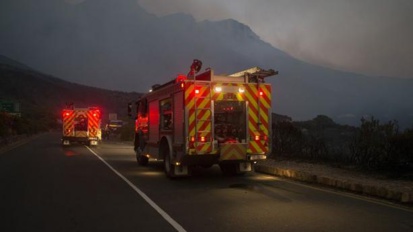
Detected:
[{"left": 1, "top": 132, "right": 412, "bottom": 232}]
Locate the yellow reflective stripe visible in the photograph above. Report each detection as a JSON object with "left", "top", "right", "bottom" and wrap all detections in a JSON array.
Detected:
[{"left": 197, "top": 98, "right": 209, "bottom": 109}]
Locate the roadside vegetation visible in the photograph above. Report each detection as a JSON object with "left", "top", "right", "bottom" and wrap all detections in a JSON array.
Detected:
[
  {"left": 0, "top": 111, "right": 57, "bottom": 146},
  {"left": 272, "top": 115, "right": 413, "bottom": 180}
]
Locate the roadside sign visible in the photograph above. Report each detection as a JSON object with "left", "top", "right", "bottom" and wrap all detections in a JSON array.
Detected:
[{"left": 0, "top": 101, "right": 20, "bottom": 113}]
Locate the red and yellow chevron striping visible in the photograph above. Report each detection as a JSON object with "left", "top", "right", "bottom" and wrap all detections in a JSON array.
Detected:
[
  {"left": 87, "top": 109, "right": 100, "bottom": 138},
  {"left": 220, "top": 143, "right": 247, "bottom": 160},
  {"left": 62, "top": 110, "right": 74, "bottom": 136}
]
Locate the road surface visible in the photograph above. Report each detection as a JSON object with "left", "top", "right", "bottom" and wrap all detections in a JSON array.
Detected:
[{"left": 1, "top": 133, "right": 412, "bottom": 232}]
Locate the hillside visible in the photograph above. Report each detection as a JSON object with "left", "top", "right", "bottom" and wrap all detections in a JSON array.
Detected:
[{"left": 0, "top": 63, "right": 141, "bottom": 123}]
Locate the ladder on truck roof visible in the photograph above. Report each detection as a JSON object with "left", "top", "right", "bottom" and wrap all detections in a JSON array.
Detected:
[{"left": 229, "top": 67, "right": 278, "bottom": 82}]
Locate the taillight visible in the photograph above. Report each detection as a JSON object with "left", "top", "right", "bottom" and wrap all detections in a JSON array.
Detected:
[
  {"left": 188, "top": 136, "right": 195, "bottom": 149},
  {"left": 253, "top": 134, "right": 268, "bottom": 141},
  {"left": 189, "top": 136, "right": 209, "bottom": 143},
  {"left": 195, "top": 89, "right": 200, "bottom": 94}
]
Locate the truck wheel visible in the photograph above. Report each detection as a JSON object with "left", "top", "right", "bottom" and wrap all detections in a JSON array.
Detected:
[
  {"left": 164, "top": 152, "right": 175, "bottom": 178},
  {"left": 219, "top": 163, "right": 236, "bottom": 175},
  {"left": 219, "top": 163, "right": 245, "bottom": 176},
  {"left": 136, "top": 148, "right": 148, "bottom": 166}
]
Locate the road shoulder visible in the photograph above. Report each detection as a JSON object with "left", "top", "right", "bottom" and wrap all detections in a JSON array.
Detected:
[{"left": 255, "top": 159, "right": 413, "bottom": 204}]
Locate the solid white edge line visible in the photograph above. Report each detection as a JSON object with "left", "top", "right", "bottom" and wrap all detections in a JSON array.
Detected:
[{"left": 85, "top": 146, "right": 186, "bottom": 232}]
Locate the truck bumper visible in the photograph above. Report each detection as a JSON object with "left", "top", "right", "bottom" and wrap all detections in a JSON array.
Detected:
[{"left": 62, "top": 136, "right": 99, "bottom": 146}]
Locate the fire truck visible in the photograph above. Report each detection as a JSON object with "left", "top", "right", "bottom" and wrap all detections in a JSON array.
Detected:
[
  {"left": 130, "top": 60, "right": 277, "bottom": 178},
  {"left": 61, "top": 106, "right": 102, "bottom": 146}
]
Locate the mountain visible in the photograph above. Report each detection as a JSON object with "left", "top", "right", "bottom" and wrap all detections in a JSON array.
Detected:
[
  {"left": 0, "top": 60, "right": 141, "bottom": 122},
  {"left": 1, "top": 0, "right": 412, "bottom": 128},
  {"left": 0, "top": 55, "right": 32, "bottom": 71}
]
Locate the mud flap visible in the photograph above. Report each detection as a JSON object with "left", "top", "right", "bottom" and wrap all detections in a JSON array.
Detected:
[
  {"left": 239, "top": 162, "right": 252, "bottom": 172},
  {"left": 174, "top": 165, "right": 189, "bottom": 176}
]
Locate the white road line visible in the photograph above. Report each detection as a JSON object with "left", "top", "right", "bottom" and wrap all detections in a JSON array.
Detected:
[{"left": 85, "top": 146, "right": 187, "bottom": 232}]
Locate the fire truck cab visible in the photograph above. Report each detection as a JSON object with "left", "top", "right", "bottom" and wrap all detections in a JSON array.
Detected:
[
  {"left": 62, "top": 106, "right": 102, "bottom": 146},
  {"left": 131, "top": 60, "right": 277, "bottom": 178}
]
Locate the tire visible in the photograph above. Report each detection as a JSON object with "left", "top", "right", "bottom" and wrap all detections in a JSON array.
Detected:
[
  {"left": 219, "top": 163, "right": 246, "bottom": 176},
  {"left": 164, "top": 151, "right": 175, "bottom": 178},
  {"left": 136, "top": 148, "right": 149, "bottom": 166},
  {"left": 201, "top": 164, "right": 213, "bottom": 169},
  {"left": 134, "top": 132, "right": 148, "bottom": 166},
  {"left": 219, "top": 163, "right": 237, "bottom": 175}
]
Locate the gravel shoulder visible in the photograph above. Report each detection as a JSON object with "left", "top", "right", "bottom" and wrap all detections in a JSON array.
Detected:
[{"left": 256, "top": 159, "right": 413, "bottom": 204}]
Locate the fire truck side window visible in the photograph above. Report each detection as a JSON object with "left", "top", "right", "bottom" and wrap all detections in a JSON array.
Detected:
[{"left": 160, "top": 98, "right": 173, "bottom": 130}]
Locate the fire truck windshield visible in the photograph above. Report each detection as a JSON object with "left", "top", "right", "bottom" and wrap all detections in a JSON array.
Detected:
[{"left": 214, "top": 101, "right": 246, "bottom": 143}]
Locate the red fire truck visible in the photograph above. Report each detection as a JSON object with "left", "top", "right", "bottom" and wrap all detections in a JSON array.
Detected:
[
  {"left": 62, "top": 106, "right": 102, "bottom": 146},
  {"left": 130, "top": 60, "right": 277, "bottom": 177}
]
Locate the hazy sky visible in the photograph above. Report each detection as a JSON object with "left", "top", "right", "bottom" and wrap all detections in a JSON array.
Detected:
[{"left": 137, "top": 0, "right": 413, "bottom": 79}]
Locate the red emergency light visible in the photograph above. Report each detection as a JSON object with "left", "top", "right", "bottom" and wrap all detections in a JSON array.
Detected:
[
  {"left": 63, "top": 111, "right": 71, "bottom": 117},
  {"left": 92, "top": 110, "right": 100, "bottom": 118},
  {"left": 176, "top": 74, "right": 187, "bottom": 83}
]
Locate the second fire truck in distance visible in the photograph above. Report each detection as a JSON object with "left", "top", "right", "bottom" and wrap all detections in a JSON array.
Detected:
[
  {"left": 62, "top": 105, "right": 102, "bottom": 146},
  {"left": 129, "top": 60, "right": 277, "bottom": 178}
]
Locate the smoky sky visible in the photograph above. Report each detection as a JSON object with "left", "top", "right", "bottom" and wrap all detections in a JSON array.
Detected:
[{"left": 138, "top": 0, "right": 413, "bottom": 79}]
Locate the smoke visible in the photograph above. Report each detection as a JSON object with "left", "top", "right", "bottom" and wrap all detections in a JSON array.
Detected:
[
  {"left": 64, "top": 0, "right": 86, "bottom": 4},
  {"left": 138, "top": 0, "right": 413, "bottom": 78}
]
